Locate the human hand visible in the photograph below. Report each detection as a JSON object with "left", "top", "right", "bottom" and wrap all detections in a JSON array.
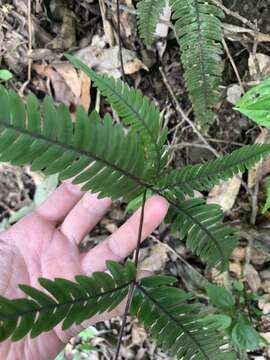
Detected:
[{"left": 0, "top": 182, "right": 168, "bottom": 360}]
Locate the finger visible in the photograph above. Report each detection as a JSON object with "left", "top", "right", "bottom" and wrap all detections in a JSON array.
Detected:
[
  {"left": 35, "top": 182, "right": 84, "bottom": 224},
  {"left": 60, "top": 192, "right": 112, "bottom": 246},
  {"left": 81, "top": 195, "right": 169, "bottom": 274}
]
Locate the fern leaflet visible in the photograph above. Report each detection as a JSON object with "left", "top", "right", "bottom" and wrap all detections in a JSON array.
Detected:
[
  {"left": 136, "top": 0, "right": 166, "bottom": 46},
  {"left": 166, "top": 197, "right": 238, "bottom": 270},
  {"left": 158, "top": 144, "right": 270, "bottom": 195},
  {"left": 0, "top": 261, "right": 135, "bottom": 341},
  {"left": 66, "top": 54, "right": 168, "bottom": 179},
  {"left": 0, "top": 86, "right": 149, "bottom": 201},
  {"left": 171, "top": 0, "right": 224, "bottom": 130},
  {"left": 132, "top": 278, "right": 235, "bottom": 359}
]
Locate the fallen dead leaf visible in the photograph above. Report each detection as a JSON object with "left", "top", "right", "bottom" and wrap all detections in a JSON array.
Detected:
[
  {"left": 244, "top": 264, "right": 261, "bottom": 292},
  {"left": 232, "top": 247, "right": 246, "bottom": 261},
  {"left": 139, "top": 243, "right": 170, "bottom": 272},
  {"left": 259, "top": 294, "right": 270, "bottom": 314},
  {"left": 249, "top": 53, "right": 270, "bottom": 80},
  {"left": 33, "top": 63, "right": 91, "bottom": 111},
  {"left": 262, "top": 281, "right": 270, "bottom": 294},
  {"left": 207, "top": 175, "right": 241, "bottom": 212},
  {"left": 74, "top": 36, "right": 148, "bottom": 78},
  {"left": 131, "top": 323, "right": 148, "bottom": 346},
  {"left": 227, "top": 84, "right": 242, "bottom": 105},
  {"left": 248, "top": 129, "right": 270, "bottom": 188},
  {"left": 229, "top": 262, "right": 242, "bottom": 277}
]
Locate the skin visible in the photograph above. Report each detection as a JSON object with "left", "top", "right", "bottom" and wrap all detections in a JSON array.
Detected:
[{"left": 0, "top": 182, "right": 168, "bottom": 360}]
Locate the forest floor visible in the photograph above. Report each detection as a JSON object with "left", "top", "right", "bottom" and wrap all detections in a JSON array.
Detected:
[{"left": 1, "top": 0, "right": 270, "bottom": 359}]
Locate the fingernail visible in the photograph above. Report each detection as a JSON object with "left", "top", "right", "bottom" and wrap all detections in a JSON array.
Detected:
[{"left": 65, "top": 182, "right": 83, "bottom": 195}]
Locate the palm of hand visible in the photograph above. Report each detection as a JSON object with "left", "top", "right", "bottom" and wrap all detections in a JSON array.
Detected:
[{"left": 0, "top": 182, "right": 168, "bottom": 360}]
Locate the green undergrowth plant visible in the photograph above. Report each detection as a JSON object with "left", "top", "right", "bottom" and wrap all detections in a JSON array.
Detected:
[
  {"left": 136, "top": 0, "right": 224, "bottom": 131},
  {"left": 206, "top": 282, "right": 264, "bottom": 356},
  {"left": 235, "top": 78, "right": 270, "bottom": 214},
  {"left": 1, "top": 56, "right": 270, "bottom": 359}
]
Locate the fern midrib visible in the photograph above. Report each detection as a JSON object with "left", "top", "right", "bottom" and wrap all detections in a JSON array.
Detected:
[
  {"left": 137, "top": 284, "right": 211, "bottom": 360},
  {"left": 160, "top": 145, "right": 270, "bottom": 190},
  {"left": 0, "top": 282, "right": 132, "bottom": 321},
  {"left": 0, "top": 122, "right": 149, "bottom": 190},
  {"left": 92, "top": 73, "right": 162, "bottom": 176}
]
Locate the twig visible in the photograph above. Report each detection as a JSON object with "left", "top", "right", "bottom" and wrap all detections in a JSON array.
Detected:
[
  {"left": 159, "top": 67, "right": 220, "bottom": 158},
  {"left": 105, "top": 0, "right": 136, "bottom": 14},
  {"left": 170, "top": 142, "right": 220, "bottom": 153},
  {"left": 206, "top": 137, "right": 245, "bottom": 147},
  {"left": 114, "top": 190, "right": 147, "bottom": 360},
  {"left": 212, "top": 0, "right": 258, "bottom": 32},
  {"left": 222, "top": 38, "right": 245, "bottom": 95},
  {"left": 116, "top": 0, "right": 125, "bottom": 81},
  {"left": 27, "top": 0, "right": 32, "bottom": 82}
]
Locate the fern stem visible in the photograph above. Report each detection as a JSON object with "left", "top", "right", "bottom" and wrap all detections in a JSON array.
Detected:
[{"left": 114, "top": 189, "right": 147, "bottom": 359}]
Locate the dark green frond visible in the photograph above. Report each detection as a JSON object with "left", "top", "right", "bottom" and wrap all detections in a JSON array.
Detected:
[
  {"left": 158, "top": 144, "right": 270, "bottom": 195},
  {"left": 171, "top": 0, "right": 224, "bottom": 130},
  {"left": 0, "top": 86, "right": 149, "bottom": 201},
  {"left": 0, "top": 261, "right": 135, "bottom": 342},
  {"left": 132, "top": 282, "right": 234, "bottom": 360},
  {"left": 166, "top": 198, "right": 238, "bottom": 270},
  {"left": 136, "top": 0, "right": 166, "bottom": 46},
  {"left": 66, "top": 54, "right": 167, "bottom": 179}
]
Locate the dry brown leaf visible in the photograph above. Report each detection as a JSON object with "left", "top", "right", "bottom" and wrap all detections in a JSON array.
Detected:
[
  {"left": 259, "top": 294, "right": 270, "bottom": 311},
  {"left": 244, "top": 264, "right": 261, "bottom": 292},
  {"left": 207, "top": 175, "right": 241, "bottom": 212},
  {"left": 33, "top": 63, "right": 91, "bottom": 111},
  {"left": 248, "top": 129, "right": 270, "bottom": 188},
  {"left": 124, "top": 58, "right": 148, "bottom": 75},
  {"left": 139, "top": 243, "right": 170, "bottom": 272},
  {"left": 249, "top": 53, "right": 270, "bottom": 79},
  {"left": 262, "top": 281, "right": 270, "bottom": 294},
  {"left": 229, "top": 262, "right": 242, "bottom": 277},
  {"left": 74, "top": 39, "right": 148, "bottom": 78},
  {"left": 131, "top": 323, "right": 148, "bottom": 346},
  {"left": 227, "top": 84, "right": 242, "bottom": 105}
]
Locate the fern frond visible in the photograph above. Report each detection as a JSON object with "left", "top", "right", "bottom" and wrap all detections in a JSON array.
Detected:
[
  {"left": 136, "top": 0, "right": 166, "bottom": 46},
  {"left": 158, "top": 144, "right": 270, "bottom": 195},
  {"left": 66, "top": 54, "right": 167, "bottom": 179},
  {"left": 165, "top": 197, "right": 238, "bottom": 270},
  {"left": 0, "top": 86, "right": 149, "bottom": 201},
  {"left": 132, "top": 279, "right": 234, "bottom": 360},
  {"left": 171, "top": 0, "right": 224, "bottom": 130},
  {"left": 0, "top": 261, "right": 135, "bottom": 342}
]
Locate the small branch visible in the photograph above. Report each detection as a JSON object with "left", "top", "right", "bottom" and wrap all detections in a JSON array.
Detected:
[
  {"left": 116, "top": 0, "right": 126, "bottom": 81},
  {"left": 159, "top": 67, "right": 219, "bottom": 159},
  {"left": 27, "top": 0, "right": 32, "bottom": 82},
  {"left": 114, "top": 189, "right": 147, "bottom": 360},
  {"left": 222, "top": 38, "right": 245, "bottom": 95},
  {"left": 212, "top": 0, "right": 258, "bottom": 32}
]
